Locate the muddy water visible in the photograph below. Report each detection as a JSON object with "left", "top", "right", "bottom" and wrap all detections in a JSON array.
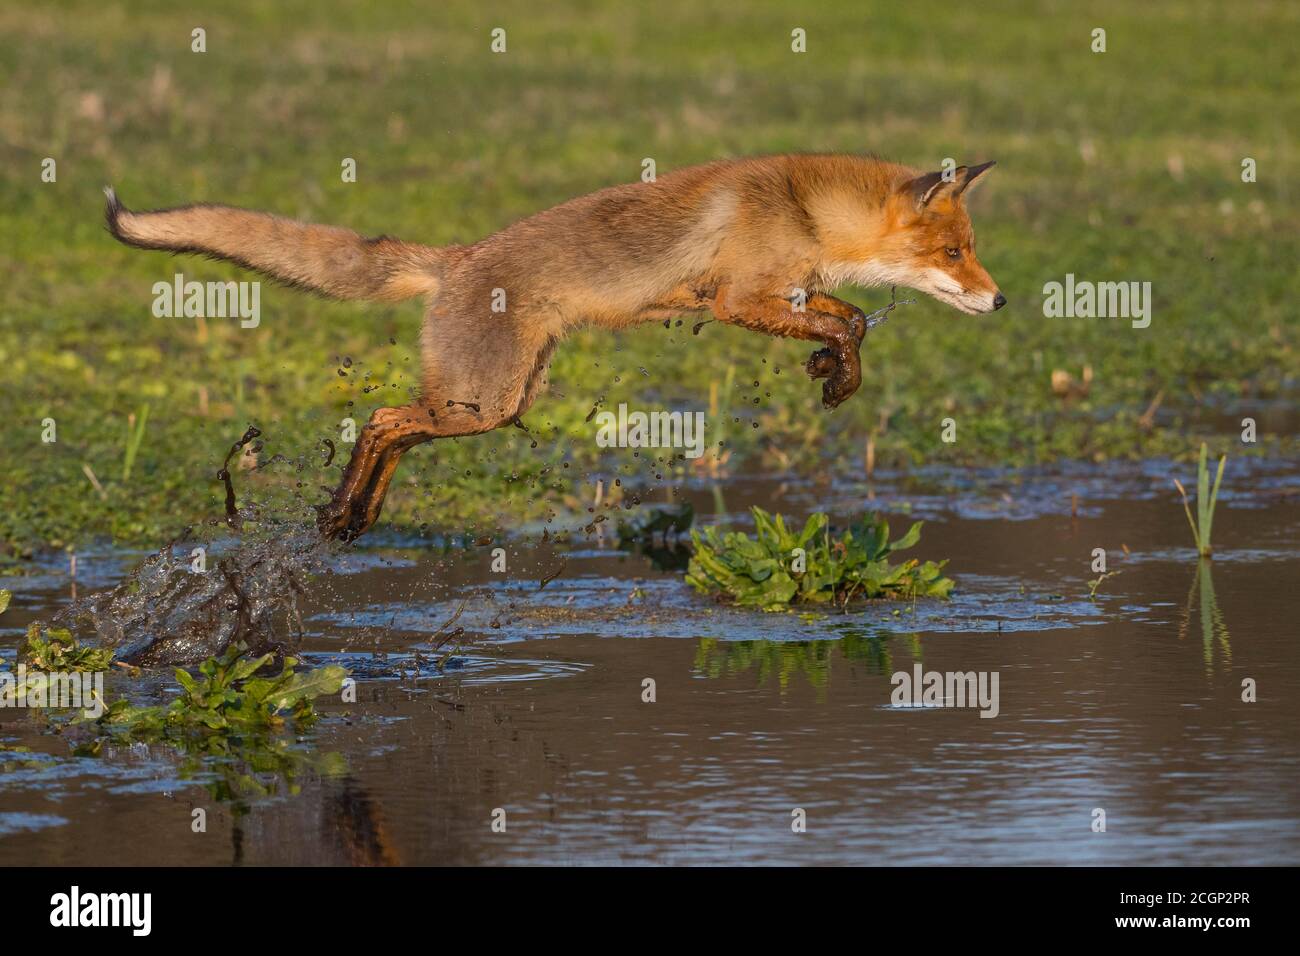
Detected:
[{"left": 2, "top": 460, "right": 1298, "bottom": 865}]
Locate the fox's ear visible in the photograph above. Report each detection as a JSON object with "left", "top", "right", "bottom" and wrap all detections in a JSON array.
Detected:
[
  {"left": 907, "top": 161, "right": 996, "bottom": 210},
  {"left": 957, "top": 160, "right": 996, "bottom": 196}
]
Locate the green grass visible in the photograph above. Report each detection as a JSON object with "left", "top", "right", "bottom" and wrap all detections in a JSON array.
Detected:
[{"left": 1, "top": 0, "right": 1296, "bottom": 556}]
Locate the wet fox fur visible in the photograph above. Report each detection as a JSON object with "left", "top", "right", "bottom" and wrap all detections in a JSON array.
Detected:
[{"left": 105, "top": 154, "right": 1003, "bottom": 540}]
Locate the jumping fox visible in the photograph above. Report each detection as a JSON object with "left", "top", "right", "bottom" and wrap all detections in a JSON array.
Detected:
[{"left": 105, "top": 154, "right": 1004, "bottom": 540}]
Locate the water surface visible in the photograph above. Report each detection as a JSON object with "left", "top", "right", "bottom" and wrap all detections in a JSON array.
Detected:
[{"left": 2, "top": 461, "right": 1297, "bottom": 865}]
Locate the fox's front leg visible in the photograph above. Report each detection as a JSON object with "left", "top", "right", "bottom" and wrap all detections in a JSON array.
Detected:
[
  {"left": 799, "top": 293, "right": 868, "bottom": 383},
  {"left": 709, "top": 289, "right": 863, "bottom": 408}
]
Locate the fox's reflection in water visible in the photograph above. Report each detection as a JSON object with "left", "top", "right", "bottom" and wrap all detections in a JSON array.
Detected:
[{"left": 234, "top": 775, "right": 400, "bottom": 867}]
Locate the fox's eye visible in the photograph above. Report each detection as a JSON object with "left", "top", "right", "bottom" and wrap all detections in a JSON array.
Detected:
[{"left": 945, "top": 247, "right": 961, "bottom": 259}]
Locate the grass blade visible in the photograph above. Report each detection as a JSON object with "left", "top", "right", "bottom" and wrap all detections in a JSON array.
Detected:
[
  {"left": 121, "top": 403, "right": 150, "bottom": 482},
  {"left": 1201, "top": 453, "right": 1227, "bottom": 555},
  {"left": 1195, "top": 443, "right": 1209, "bottom": 551},
  {"left": 1172, "top": 477, "right": 1201, "bottom": 553}
]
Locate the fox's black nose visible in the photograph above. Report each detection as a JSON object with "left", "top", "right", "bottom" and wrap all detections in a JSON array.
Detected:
[{"left": 992, "top": 292, "right": 1007, "bottom": 310}]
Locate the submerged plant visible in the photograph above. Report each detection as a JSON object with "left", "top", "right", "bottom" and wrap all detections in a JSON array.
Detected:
[
  {"left": 686, "top": 507, "right": 953, "bottom": 611},
  {"left": 1173, "top": 443, "right": 1227, "bottom": 558}
]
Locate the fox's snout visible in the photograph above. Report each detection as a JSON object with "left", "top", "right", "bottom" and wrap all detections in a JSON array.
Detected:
[
  {"left": 970, "top": 289, "right": 1007, "bottom": 313},
  {"left": 955, "top": 288, "right": 1006, "bottom": 314},
  {"left": 911, "top": 262, "right": 1004, "bottom": 315}
]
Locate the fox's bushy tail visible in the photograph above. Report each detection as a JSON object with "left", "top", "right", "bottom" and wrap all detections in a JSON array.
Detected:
[{"left": 104, "top": 188, "right": 449, "bottom": 302}]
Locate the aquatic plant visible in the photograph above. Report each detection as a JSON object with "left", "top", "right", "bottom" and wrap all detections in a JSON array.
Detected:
[
  {"left": 686, "top": 507, "right": 953, "bottom": 610},
  {"left": 0, "top": 589, "right": 9, "bottom": 616},
  {"left": 1, "top": 632, "right": 351, "bottom": 811},
  {"left": 1, "top": 624, "right": 113, "bottom": 714},
  {"left": 21, "top": 624, "right": 115, "bottom": 672},
  {"left": 83, "top": 643, "right": 347, "bottom": 740},
  {"left": 1087, "top": 570, "right": 1121, "bottom": 600},
  {"left": 1173, "top": 443, "right": 1227, "bottom": 558}
]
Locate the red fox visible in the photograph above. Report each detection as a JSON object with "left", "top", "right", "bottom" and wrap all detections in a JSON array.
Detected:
[{"left": 105, "top": 154, "right": 1003, "bottom": 540}]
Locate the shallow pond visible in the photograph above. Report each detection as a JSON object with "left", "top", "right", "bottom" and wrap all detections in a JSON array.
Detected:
[{"left": 2, "top": 459, "right": 1298, "bottom": 865}]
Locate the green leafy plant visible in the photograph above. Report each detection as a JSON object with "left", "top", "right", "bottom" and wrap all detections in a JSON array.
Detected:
[
  {"left": 0, "top": 589, "right": 10, "bottom": 616},
  {"left": 2, "top": 639, "right": 352, "bottom": 814},
  {"left": 85, "top": 643, "right": 347, "bottom": 740},
  {"left": 686, "top": 507, "right": 953, "bottom": 611},
  {"left": 21, "top": 624, "right": 115, "bottom": 672},
  {"left": 1173, "top": 443, "right": 1227, "bottom": 558},
  {"left": 1, "top": 625, "right": 113, "bottom": 714}
]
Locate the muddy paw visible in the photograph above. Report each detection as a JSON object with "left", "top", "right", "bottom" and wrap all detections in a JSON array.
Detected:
[
  {"left": 820, "top": 351, "right": 861, "bottom": 409},
  {"left": 805, "top": 347, "right": 838, "bottom": 379},
  {"left": 316, "top": 502, "right": 360, "bottom": 541}
]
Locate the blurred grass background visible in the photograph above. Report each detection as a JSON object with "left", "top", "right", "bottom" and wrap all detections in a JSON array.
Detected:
[{"left": 0, "top": 0, "right": 1295, "bottom": 556}]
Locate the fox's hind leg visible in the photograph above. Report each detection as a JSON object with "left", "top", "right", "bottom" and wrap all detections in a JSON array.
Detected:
[
  {"left": 316, "top": 403, "right": 441, "bottom": 541},
  {"left": 317, "top": 307, "right": 555, "bottom": 541}
]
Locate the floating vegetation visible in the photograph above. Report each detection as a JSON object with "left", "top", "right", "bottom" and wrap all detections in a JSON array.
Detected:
[
  {"left": 686, "top": 507, "right": 953, "bottom": 611},
  {"left": 20, "top": 624, "right": 116, "bottom": 673},
  {"left": 0, "top": 629, "right": 350, "bottom": 814},
  {"left": 1087, "top": 570, "right": 1122, "bottom": 600},
  {"left": 78, "top": 643, "right": 346, "bottom": 744}
]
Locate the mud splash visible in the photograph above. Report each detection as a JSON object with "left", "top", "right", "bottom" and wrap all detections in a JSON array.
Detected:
[
  {"left": 44, "top": 424, "right": 337, "bottom": 667},
  {"left": 216, "top": 425, "right": 262, "bottom": 530},
  {"left": 53, "top": 529, "right": 330, "bottom": 666}
]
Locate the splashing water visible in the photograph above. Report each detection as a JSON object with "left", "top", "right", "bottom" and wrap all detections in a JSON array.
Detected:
[
  {"left": 54, "top": 528, "right": 332, "bottom": 666},
  {"left": 43, "top": 422, "right": 341, "bottom": 667}
]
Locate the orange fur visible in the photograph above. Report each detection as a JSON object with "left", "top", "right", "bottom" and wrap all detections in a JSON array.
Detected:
[{"left": 105, "top": 154, "right": 1003, "bottom": 539}]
